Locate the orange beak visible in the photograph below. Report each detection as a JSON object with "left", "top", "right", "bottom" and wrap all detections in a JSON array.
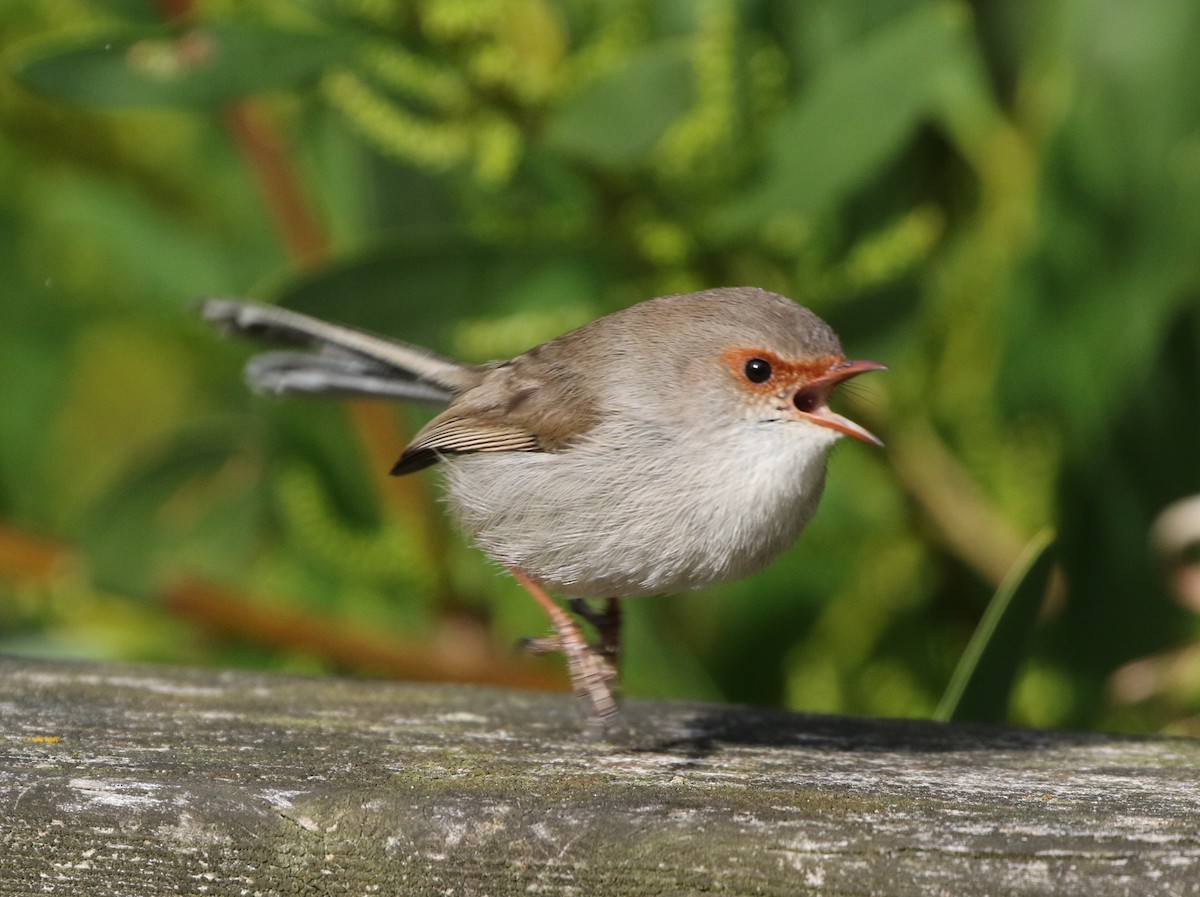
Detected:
[{"left": 792, "top": 359, "right": 887, "bottom": 447}]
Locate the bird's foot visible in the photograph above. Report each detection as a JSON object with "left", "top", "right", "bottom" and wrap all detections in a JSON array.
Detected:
[
  {"left": 509, "top": 569, "right": 623, "bottom": 734},
  {"left": 568, "top": 597, "right": 622, "bottom": 661},
  {"left": 518, "top": 629, "right": 620, "bottom": 733}
]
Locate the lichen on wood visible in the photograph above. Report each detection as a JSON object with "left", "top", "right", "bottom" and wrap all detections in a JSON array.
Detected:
[{"left": 2, "top": 656, "right": 1198, "bottom": 896}]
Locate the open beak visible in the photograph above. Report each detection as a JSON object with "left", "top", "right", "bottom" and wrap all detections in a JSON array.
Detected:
[{"left": 794, "top": 359, "right": 887, "bottom": 447}]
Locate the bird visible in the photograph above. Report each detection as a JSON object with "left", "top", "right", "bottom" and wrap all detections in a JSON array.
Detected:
[{"left": 201, "top": 286, "right": 885, "bottom": 732}]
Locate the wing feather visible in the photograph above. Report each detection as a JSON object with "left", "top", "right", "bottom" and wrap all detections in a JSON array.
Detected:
[{"left": 392, "top": 412, "right": 540, "bottom": 475}]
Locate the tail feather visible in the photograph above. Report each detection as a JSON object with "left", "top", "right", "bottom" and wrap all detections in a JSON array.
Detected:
[
  {"left": 244, "top": 350, "right": 457, "bottom": 404},
  {"left": 201, "top": 298, "right": 476, "bottom": 404}
]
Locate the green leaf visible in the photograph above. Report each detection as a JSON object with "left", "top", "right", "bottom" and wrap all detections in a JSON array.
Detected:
[
  {"left": 80, "top": 431, "right": 264, "bottom": 596},
  {"left": 13, "top": 21, "right": 354, "bottom": 109},
  {"left": 715, "top": 2, "right": 975, "bottom": 234},
  {"left": 0, "top": 315, "right": 74, "bottom": 529},
  {"left": 272, "top": 239, "right": 591, "bottom": 354},
  {"left": 87, "top": 0, "right": 165, "bottom": 26},
  {"left": 935, "top": 530, "right": 1057, "bottom": 724},
  {"left": 32, "top": 171, "right": 252, "bottom": 307},
  {"left": 543, "top": 42, "right": 694, "bottom": 166}
]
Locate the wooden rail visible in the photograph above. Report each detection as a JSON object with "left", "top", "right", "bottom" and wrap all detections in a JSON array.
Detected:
[{"left": 2, "top": 656, "right": 1198, "bottom": 895}]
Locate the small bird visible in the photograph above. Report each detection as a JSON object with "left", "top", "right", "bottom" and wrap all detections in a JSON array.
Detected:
[{"left": 201, "top": 287, "right": 885, "bottom": 731}]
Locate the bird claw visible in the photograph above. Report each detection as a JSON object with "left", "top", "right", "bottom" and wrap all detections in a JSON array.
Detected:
[
  {"left": 518, "top": 634, "right": 562, "bottom": 656},
  {"left": 512, "top": 582, "right": 623, "bottom": 733},
  {"left": 563, "top": 640, "right": 621, "bottom": 733}
]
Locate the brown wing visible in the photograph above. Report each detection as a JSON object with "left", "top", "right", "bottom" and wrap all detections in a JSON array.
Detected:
[
  {"left": 391, "top": 411, "right": 540, "bottom": 474},
  {"left": 389, "top": 350, "right": 600, "bottom": 476}
]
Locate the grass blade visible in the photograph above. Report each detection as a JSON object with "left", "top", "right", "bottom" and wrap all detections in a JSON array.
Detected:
[{"left": 935, "top": 530, "right": 1056, "bottom": 723}]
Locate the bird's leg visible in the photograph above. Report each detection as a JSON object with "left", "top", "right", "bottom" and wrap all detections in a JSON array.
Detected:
[
  {"left": 569, "top": 597, "right": 622, "bottom": 662},
  {"left": 521, "top": 599, "right": 621, "bottom": 662},
  {"left": 508, "top": 568, "right": 620, "bottom": 732}
]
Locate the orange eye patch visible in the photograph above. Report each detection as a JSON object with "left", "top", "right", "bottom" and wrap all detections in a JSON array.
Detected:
[{"left": 720, "top": 348, "right": 843, "bottom": 395}]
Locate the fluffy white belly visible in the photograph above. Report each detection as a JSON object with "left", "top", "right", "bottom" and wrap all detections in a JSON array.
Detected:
[{"left": 442, "top": 420, "right": 837, "bottom": 598}]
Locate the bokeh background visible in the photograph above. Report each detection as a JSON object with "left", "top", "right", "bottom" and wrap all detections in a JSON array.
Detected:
[{"left": 2, "top": 0, "right": 1199, "bottom": 733}]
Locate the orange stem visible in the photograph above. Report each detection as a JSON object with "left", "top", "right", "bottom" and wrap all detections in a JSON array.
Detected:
[
  {"left": 165, "top": 577, "right": 567, "bottom": 692},
  {"left": 222, "top": 103, "right": 330, "bottom": 269}
]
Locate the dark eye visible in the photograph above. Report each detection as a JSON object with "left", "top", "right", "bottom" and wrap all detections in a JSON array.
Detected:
[
  {"left": 793, "top": 390, "right": 819, "bottom": 413},
  {"left": 743, "top": 357, "right": 772, "bottom": 384}
]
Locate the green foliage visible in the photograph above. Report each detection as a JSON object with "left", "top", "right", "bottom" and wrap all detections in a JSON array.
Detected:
[
  {"left": 2, "top": 0, "right": 1199, "bottom": 733},
  {"left": 715, "top": 3, "right": 982, "bottom": 234},
  {"left": 544, "top": 43, "right": 694, "bottom": 166},
  {"left": 15, "top": 22, "right": 354, "bottom": 108}
]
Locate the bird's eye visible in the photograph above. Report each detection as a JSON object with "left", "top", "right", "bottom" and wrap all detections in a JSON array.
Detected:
[
  {"left": 793, "top": 390, "right": 819, "bottom": 413},
  {"left": 743, "top": 357, "right": 772, "bottom": 384}
]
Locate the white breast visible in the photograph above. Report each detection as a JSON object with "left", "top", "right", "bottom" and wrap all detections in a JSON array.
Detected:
[{"left": 441, "top": 418, "right": 838, "bottom": 598}]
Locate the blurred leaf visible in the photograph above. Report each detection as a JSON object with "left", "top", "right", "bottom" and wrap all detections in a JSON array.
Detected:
[
  {"left": 274, "top": 239, "right": 591, "bottom": 353},
  {"left": 623, "top": 598, "right": 723, "bottom": 702},
  {"left": 0, "top": 321, "right": 70, "bottom": 525},
  {"left": 1047, "top": 310, "right": 1200, "bottom": 707},
  {"left": 31, "top": 171, "right": 254, "bottom": 308},
  {"left": 46, "top": 321, "right": 205, "bottom": 527},
  {"left": 81, "top": 431, "right": 263, "bottom": 596},
  {"left": 935, "top": 530, "right": 1056, "bottom": 723},
  {"left": 544, "top": 43, "right": 693, "bottom": 166},
  {"left": 0, "top": 206, "right": 76, "bottom": 526},
  {"left": 248, "top": 396, "right": 391, "bottom": 534},
  {"left": 715, "top": 2, "right": 973, "bottom": 234},
  {"left": 88, "top": 0, "right": 164, "bottom": 26},
  {"left": 998, "top": 0, "right": 1200, "bottom": 442},
  {"left": 14, "top": 21, "right": 354, "bottom": 109},
  {"left": 449, "top": 261, "right": 598, "bottom": 360}
]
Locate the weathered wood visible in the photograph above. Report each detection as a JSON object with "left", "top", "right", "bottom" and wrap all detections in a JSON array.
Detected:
[{"left": 1, "top": 657, "right": 1198, "bottom": 896}]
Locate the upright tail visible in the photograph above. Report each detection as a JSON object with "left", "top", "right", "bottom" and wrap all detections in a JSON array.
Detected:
[{"left": 200, "top": 298, "right": 480, "bottom": 406}]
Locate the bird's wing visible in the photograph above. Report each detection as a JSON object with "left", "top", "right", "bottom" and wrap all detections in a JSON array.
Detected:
[
  {"left": 391, "top": 349, "right": 602, "bottom": 475},
  {"left": 392, "top": 411, "right": 541, "bottom": 474}
]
